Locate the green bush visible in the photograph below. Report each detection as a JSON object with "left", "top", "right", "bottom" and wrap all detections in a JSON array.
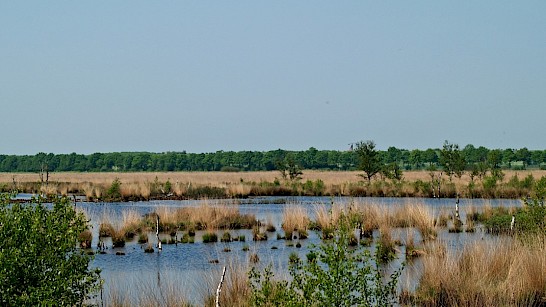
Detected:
[
  {"left": 202, "top": 232, "right": 218, "bottom": 243},
  {"left": 0, "top": 194, "right": 101, "bottom": 305},
  {"left": 185, "top": 185, "right": 226, "bottom": 199},
  {"left": 248, "top": 219, "right": 403, "bottom": 306},
  {"left": 105, "top": 178, "right": 122, "bottom": 201}
]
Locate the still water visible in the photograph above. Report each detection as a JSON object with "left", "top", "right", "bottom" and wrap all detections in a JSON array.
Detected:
[{"left": 73, "top": 196, "right": 520, "bottom": 305}]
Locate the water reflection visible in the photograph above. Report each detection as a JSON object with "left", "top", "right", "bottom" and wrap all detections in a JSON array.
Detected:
[{"left": 72, "top": 196, "right": 520, "bottom": 305}]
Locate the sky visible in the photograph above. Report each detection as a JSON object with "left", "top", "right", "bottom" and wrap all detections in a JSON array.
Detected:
[{"left": 1, "top": 1, "right": 545, "bottom": 155}]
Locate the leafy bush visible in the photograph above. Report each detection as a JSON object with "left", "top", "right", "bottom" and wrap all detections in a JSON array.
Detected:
[
  {"left": 202, "top": 232, "right": 218, "bottom": 243},
  {"left": 0, "top": 194, "right": 101, "bottom": 305},
  {"left": 185, "top": 185, "right": 226, "bottom": 199},
  {"left": 105, "top": 178, "right": 122, "bottom": 201},
  {"left": 248, "top": 219, "right": 403, "bottom": 306}
]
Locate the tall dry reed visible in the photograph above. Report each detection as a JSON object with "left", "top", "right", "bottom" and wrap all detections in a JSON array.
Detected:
[
  {"left": 405, "top": 202, "right": 437, "bottom": 240},
  {"left": 415, "top": 235, "right": 546, "bottom": 306},
  {"left": 282, "top": 205, "right": 309, "bottom": 238}
]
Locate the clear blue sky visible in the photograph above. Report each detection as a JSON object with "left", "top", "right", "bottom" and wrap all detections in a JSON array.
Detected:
[{"left": 1, "top": 1, "right": 545, "bottom": 154}]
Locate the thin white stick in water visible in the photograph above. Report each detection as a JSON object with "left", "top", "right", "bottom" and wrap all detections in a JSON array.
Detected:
[{"left": 216, "top": 266, "right": 226, "bottom": 307}]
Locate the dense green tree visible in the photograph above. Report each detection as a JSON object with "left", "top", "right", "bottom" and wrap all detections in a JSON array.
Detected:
[
  {"left": 515, "top": 147, "right": 531, "bottom": 168},
  {"left": 355, "top": 140, "right": 382, "bottom": 182},
  {"left": 0, "top": 194, "right": 101, "bottom": 305},
  {"left": 422, "top": 148, "right": 439, "bottom": 165},
  {"left": 277, "top": 154, "right": 303, "bottom": 180},
  {"left": 0, "top": 146, "right": 545, "bottom": 173},
  {"left": 408, "top": 149, "right": 423, "bottom": 169},
  {"left": 440, "top": 141, "right": 466, "bottom": 181}
]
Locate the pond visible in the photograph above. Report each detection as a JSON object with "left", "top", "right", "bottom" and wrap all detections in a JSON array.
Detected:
[{"left": 74, "top": 196, "right": 520, "bottom": 305}]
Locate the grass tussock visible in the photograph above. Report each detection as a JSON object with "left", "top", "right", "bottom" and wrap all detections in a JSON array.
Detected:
[
  {"left": 282, "top": 205, "right": 309, "bottom": 239},
  {"left": 174, "top": 203, "right": 257, "bottom": 230},
  {"left": 376, "top": 225, "right": 397, "bottom": 263},
  {"left": 104, "top": 273, "right": 193, "bottom": 307},
  {"left": 405, "top": 202, "right": 437, "bottom": 240},
  {"left": 204, "top": 262, "right": 251, "bottom": 307},
  {"left": 414, "top": 235, "right": 546, "bottom": 306}
]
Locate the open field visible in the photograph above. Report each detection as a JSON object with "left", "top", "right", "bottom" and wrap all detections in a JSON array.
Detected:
[
  {"left": 3, "top": 169, "right": 546, "bottom": 186},
  {"left": 2, "top": 170, "right": 546, "bottom": 200}
]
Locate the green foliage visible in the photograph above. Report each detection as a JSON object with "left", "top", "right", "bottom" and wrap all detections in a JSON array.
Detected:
[
  {"left": 440, "top": 140, "right": 466, "bottom": 181},
  {"left": 248, "top": 219, "right": 403, "bottom": 306},
  {"left": 105, "top": 177, "right": 122, "bottom": 201},
  {"left": 202, "top": 232, "right": 218, "bottom": 243},
  {"left": 277, "top": 154, "right": 303, "bottom": 181},
  {"left": 481, "top": 197, "right": 545, "bottom": 235},
  {"left": 185, "top": 185, "right": 226, "bottom": 199},
  {"left": 303, "top": 179, "right": 325, "bottom": 196},
  {"left": 1, "top": 146, "right": 545, "bottom": 173},
  {"left": 221, "top": 231, "right": 232, "bottom": 242},
  {"left": 355, "top": 140, "right": 382, "bottom": 182},
  {"left": 164, "top": 179, "right": 172, "bottom": 194},
  {"left": 380, "top": 162, "right": 403, "bottom": 181},
  {"left": 0, "top": 194, "right": 101, "bottom": 305}
]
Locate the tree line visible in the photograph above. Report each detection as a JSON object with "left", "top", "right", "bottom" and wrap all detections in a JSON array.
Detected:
[{"left": 1, "top": 144, "right": 545, "bottom": 173}]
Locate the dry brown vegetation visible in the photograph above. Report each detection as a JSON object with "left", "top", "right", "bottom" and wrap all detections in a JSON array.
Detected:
[
  {"left": 4, "top": 170, "right": 546, "bottom": 200},
  {"left": 414, "top": 235, "right": 546, "bottom": 306},
  {"left": 282, "top": 205, "right": 309, "bottom": 239}
]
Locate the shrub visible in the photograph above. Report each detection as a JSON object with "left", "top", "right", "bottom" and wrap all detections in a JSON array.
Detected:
[
  {"left": 105, "top": 178, "right": 122, "bottom": 201},
  {"left": 78, "top": 229, "right": 92, "bottom": 249},
  {"left": 221, "top": 231, "right": 232, "bottom": 242},
  {"left": 0, "top": 194, "right": 101, "bottom": 305},
  {"left": 202, "top": 232, "right": 218, "bottom": 243},
  {"left": 248, "top": 218, "right": 403, "bottom": 306}
]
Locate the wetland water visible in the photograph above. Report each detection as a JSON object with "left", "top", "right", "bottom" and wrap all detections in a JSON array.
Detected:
[{"left": 73, "top": 196, "right": 520, "bottom": 305}]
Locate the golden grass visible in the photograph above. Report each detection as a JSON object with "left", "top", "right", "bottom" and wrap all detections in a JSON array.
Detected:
[
  {"left": 282, "top": 205, "right": 309, "bottom": 238},
  {"left": 416, "top": 235, "right": 546, "bottom": 306},
  {"left": 121, "top": 209, "right": 142, "bottom": 236},
  {"left": 203, "top": 261, "right": 251, "bottom": 307},
  {"left": 104, "top": 273, "right": 193, "bottom": 307},
  {"left": 354, "top": 201, "right": 382, "bottom": 232},
  {"left": 4, "top": 170, "right": 546, "bottom": 199},
  {"left": 404, "top": 202, "right": 437, "bottom": 240},
  {"left": 313, "top": 203, "right": 345, "bottom": 231}
]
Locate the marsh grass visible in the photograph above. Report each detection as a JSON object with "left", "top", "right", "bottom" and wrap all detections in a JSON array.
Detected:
[
  {"left": 202, "top": 231, "right": 218, "bottom": 243},
  {"left": 414, "top": 235, "right": 546, "bottom": 306},
  {"left": 78, "top": 230, "right": 92, "bottom": 249},
  {"left": 121, "top": 210, "right": 142, "bottom": 238},
  {"left": 376, "top": 225, "right": 397, "bottom": 263},
  {"left": 5, "top": 170, "right": 546, "bottom": 199},
  {"left": 173, "top": 203, "right": 257, "bottom": 230},
  {"left": 98, "top": 210, "right": 127, "bottom": 247},
  {"left": 104, "top": 273, "right": 194, "bottom": 307},
  {"left": 404, "top": 202, "right": 437, "bottom": 240},
  {"left": 282, "top": 205, "right": 309, "bottom": 240},
  {"left": 404, "top": 229, "right": 425, "bottom": 258},
  {"left": 202, "top": 261, "right": 251, "bottom": 307},
  {"left": 252, "top": 226, "right": 267, "bottom": 241}
]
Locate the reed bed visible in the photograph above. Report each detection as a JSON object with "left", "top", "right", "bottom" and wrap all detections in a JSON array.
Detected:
[
  {"left": 282, "top": 205, "right": 310, "bottom": 239},
  {"left": 353, "top": 202, "right": 383, "bottom": 235},
  {"left": 172, "top": 204, "right": 257, "bottom": 230},
  {"left": 5, "top": 170, "right": 546, "bottom": 200},
  {"left": 404, "top": 202, "right": 437, "bottom": 240},
  {"left": 203, "top": 261, "right": 251, "bottom": 307},
  {"left": 414, "top": 235, "right": 546, "bottom": 306},
  {"left": 104, "top": 273, "right": 194, "bottom": 307}
]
